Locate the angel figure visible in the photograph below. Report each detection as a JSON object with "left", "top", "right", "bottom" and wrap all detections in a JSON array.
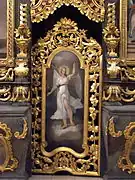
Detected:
[{"left": 47, "top": 62, "right": 83, "bottom": 129}]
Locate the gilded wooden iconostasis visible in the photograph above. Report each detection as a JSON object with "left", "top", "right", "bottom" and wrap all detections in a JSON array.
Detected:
[
  {"left": 31, "top": 0, "right": 104, "bottom": 176},
  {"left": 31, "top": 0, "right": 135, "bottom": 178},
  {"left": 0, "top": 0, "right": 135, "bottom": 179}
]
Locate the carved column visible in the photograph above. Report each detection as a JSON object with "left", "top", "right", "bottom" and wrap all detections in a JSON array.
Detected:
[{"left": 0, "top": 0, "right": 32, "bottom": 179}]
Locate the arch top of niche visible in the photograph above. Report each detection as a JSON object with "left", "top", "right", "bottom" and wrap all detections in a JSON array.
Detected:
[{"left": 31, "top": 0, "right": 105, "bottom": 23}]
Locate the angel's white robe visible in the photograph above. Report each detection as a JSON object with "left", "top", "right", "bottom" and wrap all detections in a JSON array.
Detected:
[{"left": 51, "top": 76, "right": 83, "bottom": 120}]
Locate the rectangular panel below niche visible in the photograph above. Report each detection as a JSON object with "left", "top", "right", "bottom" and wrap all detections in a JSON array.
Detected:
[
  {"left": 102, "top": 105, "right": 135, "bottom": 180},
  {"left": 0, "top": 105, "right": 32, "bottom": 180}
]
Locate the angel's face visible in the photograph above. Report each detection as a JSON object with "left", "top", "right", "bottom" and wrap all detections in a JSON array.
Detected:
[{"left": 60, "top": 67, "right": 66, "bottom": 76}]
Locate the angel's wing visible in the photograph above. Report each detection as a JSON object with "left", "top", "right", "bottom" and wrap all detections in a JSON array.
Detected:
[
  {"left": 70, "top": 73, "right": 82, "bottom": 100},
  {"left": 52, "top": 68, "right": 60, "bottom": 88},
  {"left": 75, "top": 73, "right": 82, "bottom": 99}
]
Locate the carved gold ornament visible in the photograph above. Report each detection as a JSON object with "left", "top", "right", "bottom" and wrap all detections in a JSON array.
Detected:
[
  {"left": 0, "top": 68, "right": 14, "bottom": 81},
  {"left": 103, "top": 3, "right": 120, "bottom": 78},
  {"left": 103, "top": 3, "right": 120, "bottom": 57},
  {"left": 0, "top": 122, "right": 18, "bottom": 172},
  {"left": 0, "top": 86, "right": 30, "bottom": 102},
  {"left": 31, "top": 0, "right": 105, "bottom": 23},
  {"left": 11, "top": 86, "right": 30, "bottom": 102},
  {"left": 14, "top": 3, "right": 30, "bottom": 79},
  {"left": 14, "top": 4, "right": 31, "bottom": 59},
  {"left": 14, "top": 59, "right": 29, "bottom": 78},
  {"left": 0, "top": 86, "right": 12, "bottom": 101},
  {"left": 118, "top": 122, "right": 135, "bottom": 174},
  {"left": 14, "top": 119, "right": 28, "bottom": 139},
  {"left": 108, "top": 117, "right": 123, "bottom": 138},
  {"left": 103, "top": 24, "right": 120, "bottom": 57},
  {"left": 0, "top": 0, "right": 15, "bottom": 67},
  {"left": 120, "top": 66, "right": 135, "bottom": 81},
  {"left": 107, "top": 58, "right": 121, "bottom": 78},
  {"left": 14, "top": 24, "right": 31, "bottom": 59},
  {"left": 32, "top": 18, "right": 102, "bottom": 175},
  {"left": 103, "top": 85, "right": 135, "bottom": 102}
]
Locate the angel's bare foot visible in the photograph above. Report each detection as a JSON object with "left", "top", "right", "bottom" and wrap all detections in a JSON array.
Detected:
[
  {"left": 61, "top": 120, "right": 67, "bottom": 129},
  {"left": 70, "top": 121, "right": 75, "bottom": 126},
  {"left": 61, "top": 124, "right": 67, "bottom": 129}
]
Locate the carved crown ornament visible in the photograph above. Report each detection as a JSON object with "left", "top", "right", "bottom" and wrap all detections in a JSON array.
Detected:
[{"left": 31, "top": 0, "right": 105, "bottom": 23}]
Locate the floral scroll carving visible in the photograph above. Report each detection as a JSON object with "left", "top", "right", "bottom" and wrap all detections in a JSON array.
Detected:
[{"left": 31, "top": 0, "right": 105, "bottom": 23}]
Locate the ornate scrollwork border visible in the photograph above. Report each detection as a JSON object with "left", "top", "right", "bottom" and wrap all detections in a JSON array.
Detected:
[
  {"left": 14, "top": 119, "right": 28, "bottom": 139},
  {"left": 31, "top": 0, "right": 105, "bottom": 23},
  {"left": 31, "top": 18, "right": 102, "bottom": 175},
  {"left": 0, "top": 0, "right": 14, "bottom": 67},
  {"left": 0, "top": 122, "right": 18, "bottom": 172}
]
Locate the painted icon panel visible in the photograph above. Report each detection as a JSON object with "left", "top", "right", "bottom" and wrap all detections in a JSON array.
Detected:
[{"left": 46, "top": 50, "right": 84, "bottom": 153}]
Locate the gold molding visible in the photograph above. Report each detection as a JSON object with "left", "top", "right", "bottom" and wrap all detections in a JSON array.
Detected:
[
  {"left": 0, "top": 122, "right": 18, "bottom": 172},
  {"left": 0, "top": 0, "right": 15, "bottom": 67},
  {"left": 118, "top": 122, "right": 135, "bottom": 174},
  {"left": 103, "top": 85, "right": 135, "bottom": 102},
  {"left": 120, "top": 0, "right": 128, "bottom": 59},
  {"left": 31, "top": 0, "right": 105, "bottom": 23},
  {"left": 32, "top": 18, "right": 102, "bottom": 175},
  {"left": 14, "top": 119, "right": 28, "bottom": 139}
]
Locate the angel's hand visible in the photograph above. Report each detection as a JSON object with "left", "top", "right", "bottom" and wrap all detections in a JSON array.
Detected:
[
  {"left": 68, "top": 74, "right": 72, "bottom": 80},
  {"left": 47, "top": 92, "right": 51, "bottom": 96}
]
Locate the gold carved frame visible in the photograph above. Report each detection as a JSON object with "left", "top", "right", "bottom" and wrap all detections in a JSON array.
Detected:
[
  {"left": 120, "top": 0, "right": 135, "bottom": 65},
  {"left": 0, "top": 0, "right": 14, "bottom": 67},
  {"left": 42, "top": 47, "right": 90, "bottom": 158},
  {"left": 32, "top": 18, "right": 102, "bottom": 175}
]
